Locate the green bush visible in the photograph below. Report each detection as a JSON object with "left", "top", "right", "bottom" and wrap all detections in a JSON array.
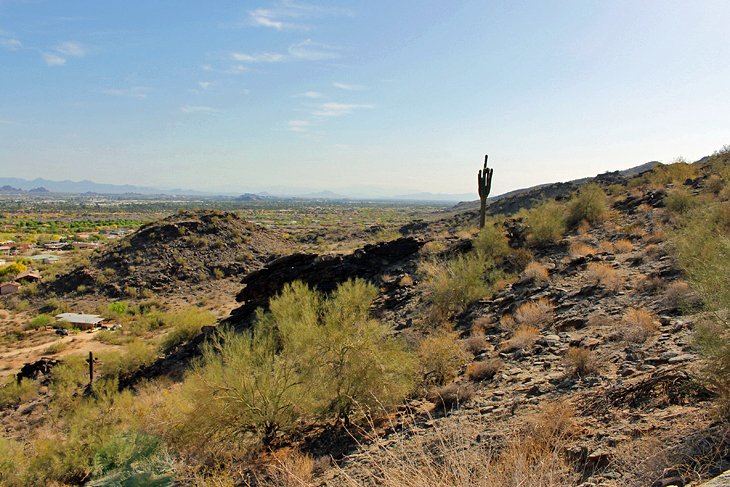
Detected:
[
  {"left": 522, "top": 200, "right": 567, "bottom": 245},
  {"left": 0, "top": 377, "right": 38, "bottom": 408},
  {"left": 99, "top": 341, "right": 158, "bottom": 379},
  {"left": 159, "top": 308, "right": 216, "bottom": 351},
  {"left": 567, "top": 183, "right": 608, "bottom": 227},
  {"left": 177, "top": 279, "right": 416, "bottom": 453},
  {"left": 672, "top": 202, "right": 730, "bottom": 413},
  {"left": 664, "top": 188, "right": 696, "bottom": 214},
  {"left": 25, "top": 314, "right": 54, "bottom": 330},
  {"left": 472, "top": 221, "right": 511, "bottom": 262},
  {"left": 418, "top": 329, "right": 470, "bottom": 386}
]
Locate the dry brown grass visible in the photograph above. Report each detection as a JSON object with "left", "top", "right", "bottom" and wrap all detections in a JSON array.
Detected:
[
  {"left": 334, "top": 402, "right": 578, "bottom": 486},
  {"left": 398, "top": 274, "right": 414, "bottom": 287},
  {"left": 598, "top": 240, "right": 615, "bottom": 253},
  {"left": 587, "top": 312, "right": 612, "bottom": 328},
  {"left": 664, "top": 281, "right": 700, "bottom": 310},
  {"left": 499, "top": 314, "right": 516, "bottom": 331},
  {"left": 265, "top": 448, "right": 316, "bottom": 487},
  {"left": 466, "top": 358, "right": 502, "bottom": 382},
  {"left": 462, "top": 335, "right": 489, "bottom": 355},
  {"left": 470, "top": 315, "right": 494, "bottom": 335},
  {"left": 569, "top": 241, "right": 596, "bottom": 257},
  {"left": 586, "top": 262, "right": 623, "bottom": 291},
  {"left": 500, "top": 325, "right": 540, "bottom": 352},
  {"left": 514, "top": 298, "right": 554, "bottom": 327},
  {"left": 563, "top": 347, "right": 597, "bottom": 377},
  {"left": 427, "top": 382, "right": 475, "bottom": 410},
  {"left": 522, "top": 261, "right": 549, "bottom": 284},
  {"left": 613, "top": 239, "right": 634, "bottom": 253},
  {"left": 622, "top": 307, "right": 659, "bottom": 343}
]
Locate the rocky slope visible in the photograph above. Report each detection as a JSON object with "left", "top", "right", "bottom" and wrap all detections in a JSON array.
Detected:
[{"left": 49, "top": 209, "right": 294, "bottom": 297}]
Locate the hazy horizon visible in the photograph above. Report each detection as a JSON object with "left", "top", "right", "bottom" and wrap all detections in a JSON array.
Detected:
[{"left": 1, "top": 1, "right": 729, "bottom": 196}]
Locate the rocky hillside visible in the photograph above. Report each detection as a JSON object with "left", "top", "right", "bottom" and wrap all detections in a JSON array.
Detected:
[{"left": 50, "top": 209, "right": 294, "bottom": 296}]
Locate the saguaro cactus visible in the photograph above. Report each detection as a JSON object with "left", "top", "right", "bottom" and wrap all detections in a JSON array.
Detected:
[{"left": 478, "top": 154, "right": 494, "bottom": 229}]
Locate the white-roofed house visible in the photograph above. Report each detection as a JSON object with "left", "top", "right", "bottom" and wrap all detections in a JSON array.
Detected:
[{"left": 55, "top": 313, "right": 106, "bottom": 330}]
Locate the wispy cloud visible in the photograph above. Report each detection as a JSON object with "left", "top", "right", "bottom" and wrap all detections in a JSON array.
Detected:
[
  {"left": 197, "top": 81, "right": 214, "bottom": 90},
  {"left": 0, "top": 37, "right": 21, "bottom": 50},
  {"left": 288, "top": 120, "right": 311, "bottom": 132},
  {"left": 313, "top": 102, "right": 372, "bottom": 117},
  {"left": 54, "top": 40, "right": 86, "bottom": 57},
  {"left": 231, "top": 39, "right": 339, "bottom": 65},
  {"left": 180, "top": 104, "right": 219, "bottom": 114},
  {"left": 102, "top": 86, "right": 150, "bottom": 99},
  {"left": 333, "top": 82, "right": 365, "bottom": 91},
  {"left": 296, "top": 91, "right": 324, "bottom": 98},
  {"left": 231, "top": 51, "right": 285, "bottom": 63},
  {"left": 288, "top": 39, "right": 339, "bottom": 61},
  {"left": 247, "top": 2, "right": 351, "bottom": 31},
  {"left": 42, "top": 53, "right": 66, "bottom": 66}
]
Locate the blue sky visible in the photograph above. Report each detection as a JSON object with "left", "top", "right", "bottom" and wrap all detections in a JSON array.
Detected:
[{"left": 1, "top": 0, "right": 729, "bottom": 197}]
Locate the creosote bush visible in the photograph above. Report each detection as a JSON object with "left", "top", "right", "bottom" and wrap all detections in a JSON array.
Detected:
[
  {"left": 521, "top": 200, "right": 567, "bottom": 246},
  {"left": 418, "top": 329, "right": 470, "bottom": 386},
  {"left": 567, "top": 183, "right": 608, "bottom": 227}
]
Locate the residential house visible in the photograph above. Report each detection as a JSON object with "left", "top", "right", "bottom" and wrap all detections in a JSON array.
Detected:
[
  {"left": 16, "top": 270, "right": 41, "bottom": 283},
  {"left": 0, "top": 282, "right": 20, "bottom": 295},
  {"left": 55, "top": 313, "right": 106, "bottom": 330}
]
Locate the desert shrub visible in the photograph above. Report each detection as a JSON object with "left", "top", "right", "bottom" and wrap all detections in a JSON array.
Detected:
[
  {"left": 621, "top": 308, "right": 658, "bottom": 343},
  {"left": 106, "top": 301, "right": 129, "bottom": 319},
  {"left": 99, "top": 341, "right": 158, "bottom": 378},
  {"left": 178, "top": 327, "right": 302, "bottom": 448},
  {"left": 569, "top": 241, "right": 596, "bottom": 257},
  {"left": 95, "top": 330, "right": 135, "bottom": 346},
  {"left": 466, "top": 358, "right": 503, "bottom": 382},
  {"left": 665, "top": 188, "right": 696, "bottom": 213},
  {"left": 43, "top": 341, "right": 69, "bottom": 355},
  {"left": 664, "top": 281, "right": 701, "bottom": 310},
  {"left": 159, "top": 308, "right": 216, "bottom": 351},
  {"left": 598, "top": 240, "right": 615, "bottom": 253},
  {"left": 567, "top": 183, "right": 608, "bottom": 227},
  {"left": 514, "top": 298, "right": 554, "bottom": 327},
  {"left": 0, "top": 262, "right": 27, "bottom": 279},
  {"left": 427, "top": 382, "right": 475, "bottom": 411},
  {"left": 418, "top": 329, "right": 470, "bottom": 386},
  {"left": 462, "top": 335, "right": 489, "bottom": 355},
  {"left": 563, "top": 347, "right": 597, "bottom": 377},
  {"left": 649, "top": 160, "right": 698, "bottom": 186},
  {"left": 522, "top": 261, "right": 549, "bottom": 284},
  {"left": 177, "top": 279, "right": 416, "bottom": 453},
  {"left": 0, "top": 437, "right": 27, "bottom": 485},
  {"left": 24, "top": 313, "right": 54, "bottom": 330},
  {"left": 586, "top": 262, "right": 622, "bottom": 291},
  {"left": 522, "top": 200, "right": 566, "bottom": 245},
  {"left": 420, "top": 254, "right": 500, "bottom": 320},
  {"left": 472, "top": 221, "right": 511, "bottom": 262},
  {"left": 88, "top": 430, "right": 173, "bottom": 486},
  {"left": 0, "top": 377, "right": 38, "bottom": 408},
  {"left": 500, "top": 325, "right": 540, "bottom": 352},
  {"left": 613, "top": 239, "right": 634, "bottom": 253}
]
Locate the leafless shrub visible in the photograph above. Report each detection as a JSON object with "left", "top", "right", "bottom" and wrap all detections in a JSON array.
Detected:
[{"left": 466, "top": 358, "right": 503, "bottom": 382}]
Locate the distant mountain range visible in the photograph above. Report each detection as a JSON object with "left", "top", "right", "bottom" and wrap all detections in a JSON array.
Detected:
[
  {"left": 0, "top": 177, "right": 475, "bottom": 202},
  {"left": 0, "top": 177, "right": 205, "bottom": 196}
]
